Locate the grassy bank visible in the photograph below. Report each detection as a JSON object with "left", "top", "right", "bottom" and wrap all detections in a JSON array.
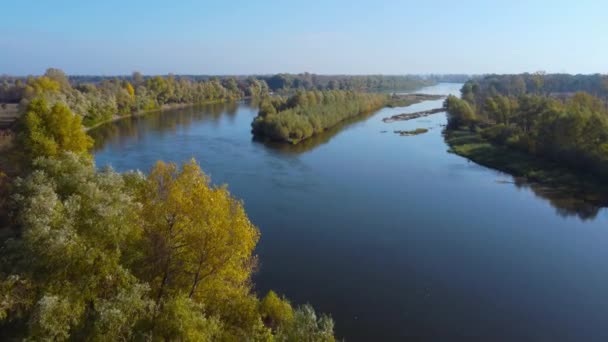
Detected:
[{"left": 444, "top": 129, "right": 608, "bottom": 204}]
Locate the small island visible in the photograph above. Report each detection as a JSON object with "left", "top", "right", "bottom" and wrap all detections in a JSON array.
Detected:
[
  {"left": 382, "top": 107, "right": 446, "bottom": 123},
  {"left": 251, "top": 90, "right": 389, "bottom": 144},
  {"left": 394, "top": 128, "right": 429, "bottom": 136}
]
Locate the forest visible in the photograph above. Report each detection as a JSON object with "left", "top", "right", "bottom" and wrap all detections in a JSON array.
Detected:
[
  {"left": 0, "top": 69, "right": 269, "bottom": 127},
  {"left": 0, "top": 80, "right": 335, "bottom": 341},
  {"left": 444, "top": 73, "right": 608, "bottom": 182},
  {"left": 258, "top": 73, "right": 436, "bottom": 93},
  {"left": 251, "top": 90, "right": 389, "bottom": 144}
]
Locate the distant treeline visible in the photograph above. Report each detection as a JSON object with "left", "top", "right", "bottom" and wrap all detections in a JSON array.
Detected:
[
  {"left": 463, "top": 73, "right": 608, "bottom": 99},
  {"left": 257, "top": 74, "right": 437, "bottom": 92},
  {"left": 426, "top": 74, "right": 471, "bottom": 84},
  {"left": 1, "top": 72, "right": 471, "bottom": 104},
  {"left": 0, "top": 69, "right": 269, "bottom": 127},
  {"left": 252, "top": 90, "right": 388, "bottom": 144},
  {"left": 445, "top": 73, "right": 608, "bottom": 180},
  {"left": 0, "top": 69, "right": 470, "bottom": 129}
]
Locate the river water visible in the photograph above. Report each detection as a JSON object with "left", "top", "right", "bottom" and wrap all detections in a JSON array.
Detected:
[{"left": 92, "top": 83, "right": 608, "bottom": 341}]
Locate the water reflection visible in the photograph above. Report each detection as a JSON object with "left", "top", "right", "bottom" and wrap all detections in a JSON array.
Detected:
[
  {"left": 90, "top": 101, "right": 608, "bottom": 220},
  {"left": 89, "top": 102, "right": 242, "bottom": 150},
  {"left": 92, "top": 87, "right": 608, "bottom": 341},
  {"left": 512, "top": 178, "right": 606, "bottom": 220}
]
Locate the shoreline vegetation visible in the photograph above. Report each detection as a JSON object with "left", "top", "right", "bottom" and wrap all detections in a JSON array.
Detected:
[
  {"left": 0, "top": 69, "right": 339, "bottom": 341},
  {"left": 252, "top": 90, "right": 389, "bottom": 144},
  {"left": 250, "top": 92, "right": 444, "bottom": 145},
  {"left": 443, "top": 73, "right": 608, "bottom": 206},
  {"left": 444, "top": 129, "right": 608, "bottom": 206}
]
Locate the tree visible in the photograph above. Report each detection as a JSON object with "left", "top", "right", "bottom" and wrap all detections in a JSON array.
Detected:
[
  {"left": 18, "top": 98, "right": 93, "bottom": 159},
  {"left": 44, "top": 68, "right": 71, "bottom": 91},
  {"left": 125, "top": 81, "right": 135, "bottom": 98},
  {"left": 135, "top": 159, "right": 260, "bottom": 334},
  {"left": 0, "top": 153, "right": 151, "bottom": 341},
  {"left": 260, "top": 291, "right": 294, "bottom": 331},
  {"left": 444, "top": 95, "right": 477, "bottom": 129},
  {"left": 150, "top": 295, "right": 222, "bottom": 341},
  {"left": 532, "top": 71, "right": 546, "bottom": 94},
  {"left": 132, "top": 71, "right": 144, "bottom": 87},
  {"left": 275, "top": 305, "right": 335, "bottom": 342}
]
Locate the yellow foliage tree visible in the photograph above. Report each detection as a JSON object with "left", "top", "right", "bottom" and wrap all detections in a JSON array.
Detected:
[
  {"left": 19, "top": 98, "right": 93, "bottom": 159},
  {"left": 260, "top": 291, "right": 294, "bottom": 331},
  {"left": 24, "top": 76, "right": 61, "bottom": 99},
  {"left": 125, "top": 81, "right": 135, "bottom": 98},
  {"left": 137, "top": 159, "right": 260, "bottom": 332}
]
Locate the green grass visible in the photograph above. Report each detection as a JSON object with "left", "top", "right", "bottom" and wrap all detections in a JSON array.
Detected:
[{"left": 444, "top": 129, "right": 608, "bottom": 204}]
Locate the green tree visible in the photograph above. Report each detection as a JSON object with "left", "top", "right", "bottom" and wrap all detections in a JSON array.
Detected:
[
  {"left": 276, "top": 305, "right": 335, "bottom": 342},
  {"left": 444, "top": 95, "right": 477, "bottom": 129},
  {"left": 0, "top": 153, "right": 150, "bottom": 341}
]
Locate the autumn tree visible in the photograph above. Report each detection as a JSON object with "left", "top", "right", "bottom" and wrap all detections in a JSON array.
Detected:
[
  {"left": 135, "top": 159, "right": 262, "bottom": 338},
  {"left": 260, "top": 291, "right": 294, "bottom": 331},
  {"left": 18, "top": 98, "right": 93, "bottom": 159}
]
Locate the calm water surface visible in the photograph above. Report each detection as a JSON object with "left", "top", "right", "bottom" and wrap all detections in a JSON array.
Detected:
[{"left": 92, "top": 84, "right": 608, "bottom": 341}]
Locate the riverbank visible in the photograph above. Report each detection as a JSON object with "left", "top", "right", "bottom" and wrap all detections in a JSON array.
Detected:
[{"left": 444, "top": 129, "right": 608, "bottom": 205}]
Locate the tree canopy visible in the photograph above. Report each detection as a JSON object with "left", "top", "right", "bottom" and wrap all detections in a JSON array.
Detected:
[
  {"left": 252, "top": 90, "right": 388, "bottom": 144},
  {"left": 445, "top": 74, "right": 608, "bottom": 181},
  {"left": 18, "top": 98, "right": 93, "bottom": 160}
]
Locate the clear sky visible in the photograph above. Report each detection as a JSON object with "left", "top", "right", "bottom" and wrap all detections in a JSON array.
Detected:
[{"left": 1, "top": 0, "right": 606, "bottom": 75}]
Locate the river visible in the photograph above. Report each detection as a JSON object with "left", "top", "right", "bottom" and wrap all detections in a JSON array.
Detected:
[{"left": 91, "top": 83, "right": 608, "bottom": 341}]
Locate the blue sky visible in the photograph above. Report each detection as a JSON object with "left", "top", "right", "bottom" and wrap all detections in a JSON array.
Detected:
[{"left": 1, "top": 0, "right": 606, "bottom": 75}]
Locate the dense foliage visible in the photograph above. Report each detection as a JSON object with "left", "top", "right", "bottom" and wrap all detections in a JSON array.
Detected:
[
  {"left": 260, "top": 73, "right": 435, "bottom": 93},
  {"left": 462, "top": 73, "right": 608, "bottom": 99},
  {"left": 1, "top": 69, "right": 269, "bottom": 127},
  {"left": 18, "top": 98, "right": 93, "bottom": 160},
  {"left": 445, "top": 73, "right": 608, "bottom": 180},
  {"left": 252, "top": 90, "right": 388, "bottom": 143},
  {"left": 0, "top": 90, "right": 335, "bottom": 340}
]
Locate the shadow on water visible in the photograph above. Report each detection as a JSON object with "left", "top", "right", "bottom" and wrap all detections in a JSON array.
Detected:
[
  {"left": 254, "top": 111, "right": 376, "bottom": 155},
  {"left": 511, "top": 178, "right": 606, "bottom": 220}
]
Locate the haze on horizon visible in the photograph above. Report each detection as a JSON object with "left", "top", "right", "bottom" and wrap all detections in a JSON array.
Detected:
[{"left": 1, "top": 0, "right": 606, "bottom": 76}]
